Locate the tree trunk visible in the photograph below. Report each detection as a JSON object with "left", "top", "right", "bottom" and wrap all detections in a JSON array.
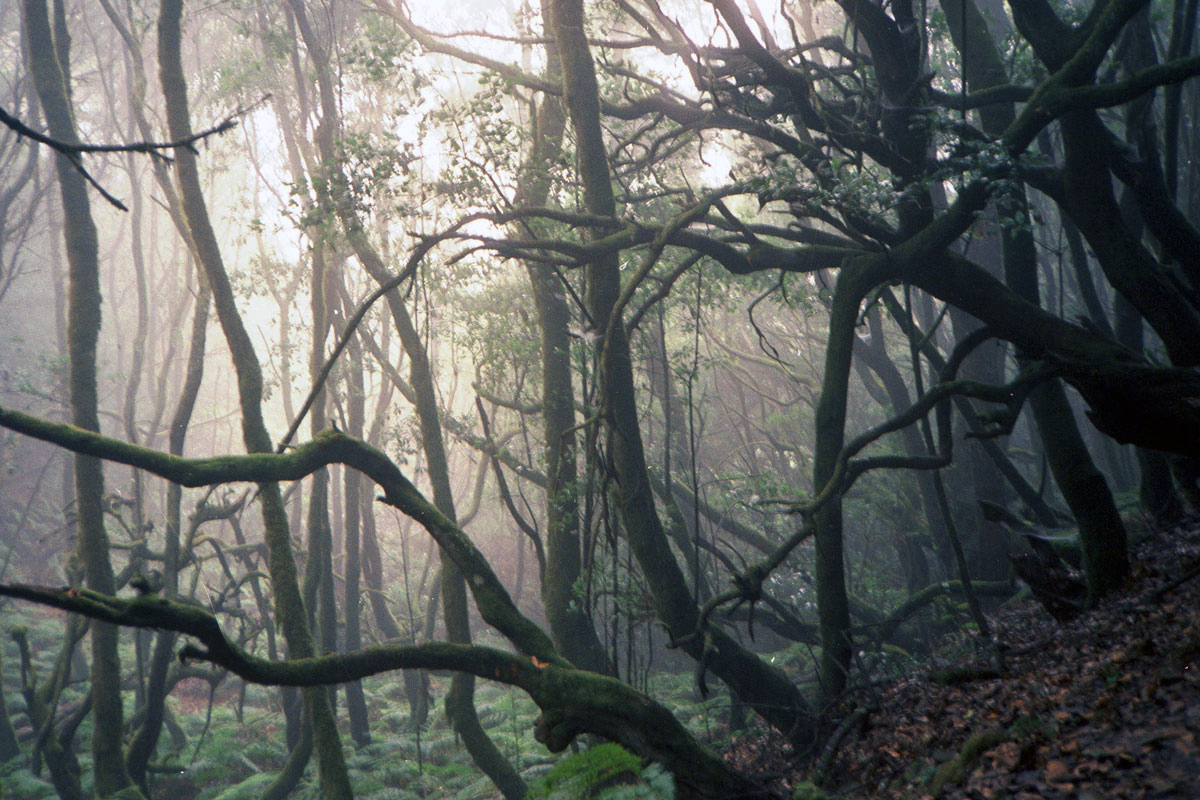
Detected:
[
  {"left": 281, "top": 3, "right": 525, "bottom": 792},
  {"left": 342, "top": 342, "right": 372, "bottom": 745},
  {"left": 852, "top": 311, "right": 951, "bottom": 582},
  {"left": 514, "top": 0, "right": 607, "bottom": 672},
  {"left": 550, "top": 0, "right": 816, "bottom": 748},
  {"left": 0, "top": 645, "right": 19, "bottom": 763},
  {"left": 304, "top": 245, "right": 339, "bottom": 718},
  {"left": 1114, "top": 297, "right": 1184, "bottom": 520},
  {"left": 358, "top": 361, "right": 431, "bottom": 727},
  {"left": 11, "top": 625, "right": 85, "bottom": 799},
  {"left": 1113, "top": 13, "right": 1187, "bottom": 526},
  {"left": 942, "top": 0, "right": 1129, "bottom": 601},
  {"left": 810, "top": 266, "right": 869, "bottom": 700},
  {"left": 157, "top": 2, "right": 351, "bottom": 795},
  {"left": 23, "top": 1, "right": 136, "bottom": 794},
  {"left": 126, "top": 283, "right": 209, "bottom": 785}
]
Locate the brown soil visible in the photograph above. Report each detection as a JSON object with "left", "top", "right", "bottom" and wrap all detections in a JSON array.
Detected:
[{"left": 726, "top": 516, "right": 1200, "bottom": 799}]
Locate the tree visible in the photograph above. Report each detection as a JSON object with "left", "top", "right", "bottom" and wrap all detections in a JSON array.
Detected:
[
  {"left": 22, "top": 0, "right": 137, "bottom": 794},
  {"left": 158, "top": 0, "right": 352, "bottom": 796},
  {"left": 3, "top": 0, "right": 1199, "bottom": 795},
  {"left": 380, "top": 0, "right": 1200, "bottom": 717}
]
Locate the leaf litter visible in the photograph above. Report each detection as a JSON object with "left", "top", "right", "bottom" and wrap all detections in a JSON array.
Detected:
[{"left": 725, "top": 515, "right": 1200, "bottom": 799}]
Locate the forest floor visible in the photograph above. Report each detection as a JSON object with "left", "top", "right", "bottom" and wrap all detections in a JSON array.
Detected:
[{"left": 728, "top": 515, "right": 1200, "bottom": 799}]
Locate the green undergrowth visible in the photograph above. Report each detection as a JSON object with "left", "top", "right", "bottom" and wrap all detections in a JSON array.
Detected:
[
  {"left": 0, "top": 754, "right": 58, "bottom": 799},
  {"left": 527, "top": 743, "right": 674, "bottom": 800},
  {"left": 0, "top": 608, "right": 784, "bottom": 798}
]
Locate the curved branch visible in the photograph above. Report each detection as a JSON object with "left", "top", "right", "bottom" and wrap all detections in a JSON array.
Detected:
[
  {"left": 1026, "top": 53, "right": 1200, "bottom": 119},
  {"left": 0, "top": 582, "right": 531, "bottom": 685},
  {"left": 0, "top": 581, "right": 767, "bottom": 798},
  {"left": 277, "top": 218, "right": 486, "bottom": 450},
  {"left": 0, "top": 404, "right": 558, "bottom": 664},
  {"left": 0, "top": 101, "right": 251, "bottom": 160},
  {"left": 473, "top": 205, "right": 865, "bottom": 274},
  {"left": 0, "top": 100, "right": 261, "bottom": 211}
]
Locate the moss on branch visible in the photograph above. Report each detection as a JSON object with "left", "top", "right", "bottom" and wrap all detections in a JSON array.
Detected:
[
  {"left": 0, "top": 405, "right": 559, "bottom": 663},
  {"left": 0, "top": 581, "right": 766, "bottom": 798},
  {"left": 0, "top": 404, "right": 770, "bottom": 792}
]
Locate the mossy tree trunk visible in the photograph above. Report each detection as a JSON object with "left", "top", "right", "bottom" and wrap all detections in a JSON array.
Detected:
[
  {"left": 513, "top": 0, "right": 608, "bottom": 673},
  {"left": 550, "top": 0, "right": 815, "bottom": 748},
  {"left": 809, "top": 263, "right": 882, "bottom": 700},
  {"left": 0, "top": 645, "right": 19, "bottom": 764},
  {"left": 342, "top": 340, "right": 372, "bottom": 745},
  {"left": 156, "top": 2, "right": 352, "bottom": 796},
  {"left": 304, "top": 243, "right": 339, "bottom": 718},
  {"left": 22, "top": 1, "right": 137, "bottom": 794},
  {"left": 942, "top": 0, "right": 1129, "bottom": 600}
]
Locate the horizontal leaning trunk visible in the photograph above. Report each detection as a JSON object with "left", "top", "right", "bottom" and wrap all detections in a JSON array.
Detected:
[{"left": 0, "top": 407, "right": 772, "bottom": 798}]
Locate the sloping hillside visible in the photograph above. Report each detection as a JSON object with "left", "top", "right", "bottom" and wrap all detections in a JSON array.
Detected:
[{"left": 731, "top": 517, "right": 1200, "bottom": 799}]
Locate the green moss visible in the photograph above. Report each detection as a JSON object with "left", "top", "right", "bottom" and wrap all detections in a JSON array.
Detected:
[
  {"left": 791, "top": 781, "right": 835, "bottom": 800},
  {"left": 927, "top": 727, "right": 1008, "bottom": 795},
  {"left": 210, "top": 772, "right": 280, "bottom": 800},
  {"left": 528, "top": 744, "right": 672, "bottom": 800}
]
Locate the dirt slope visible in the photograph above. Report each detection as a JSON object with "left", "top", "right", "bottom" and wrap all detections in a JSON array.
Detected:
[{"left": 729, "top": 516, "right": 1200, "bottom": 799}]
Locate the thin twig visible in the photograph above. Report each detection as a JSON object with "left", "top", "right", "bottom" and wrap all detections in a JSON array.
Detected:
[
  {"left": 0, "top": 96, "right": 268, "bottom": 211},
  {"left": 0, "top": 98, "right": 263, "bottom": 159}
]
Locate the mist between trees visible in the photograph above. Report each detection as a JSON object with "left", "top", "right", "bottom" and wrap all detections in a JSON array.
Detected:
[{"left": 0, "top": 0, "right": 1197, "bottom": 797}]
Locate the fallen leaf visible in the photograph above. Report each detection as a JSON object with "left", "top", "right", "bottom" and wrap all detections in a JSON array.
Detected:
[{"left": 1044, "top": 760, "right": 1070, "bottom": 782}]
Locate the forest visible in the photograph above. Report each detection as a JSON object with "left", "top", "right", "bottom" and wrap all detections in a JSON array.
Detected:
[{"left": 0, "top": 0, "right": 1198, "bottom": 796}]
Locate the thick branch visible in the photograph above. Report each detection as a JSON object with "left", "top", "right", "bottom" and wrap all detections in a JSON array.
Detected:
[
  {"left": 0, "top": 581, "right": 767, "bottom": 798},
  {"left": 0, "top": 406, "right": 559, "bottom": 664}
]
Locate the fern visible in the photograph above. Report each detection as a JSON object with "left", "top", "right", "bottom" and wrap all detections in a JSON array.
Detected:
[
  {"left": 450, "top": 773, "right": 502, "bottom": 800},
  {"left": 377, "top": 710, "right": 411, "bottom": 732},
  {"left": 527, "top": 743, "right": 674, "bottom": 800},
  {"left": 0, "top": 764, "right": 56, "bottom": 799},
  {"left": 350, "top": 773, "right": 388, "bottom": 795},
  {"left": 358, "top": 788, "right": 424, "bottom": 800},
  {"left": 421, "top": 730, "right": 461, "bottom": 759}
]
